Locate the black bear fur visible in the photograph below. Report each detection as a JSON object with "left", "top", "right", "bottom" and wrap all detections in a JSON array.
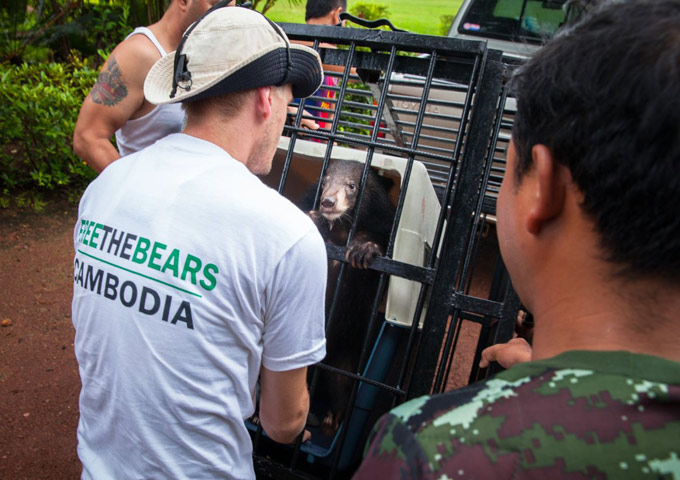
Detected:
[{"left": 300, "top": 159, "right": 396, "bottom": 435}]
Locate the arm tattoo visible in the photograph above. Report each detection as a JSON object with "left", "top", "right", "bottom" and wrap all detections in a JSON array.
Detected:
[{"left": 90, "top": 56, "right": 129, "bottom": 106}]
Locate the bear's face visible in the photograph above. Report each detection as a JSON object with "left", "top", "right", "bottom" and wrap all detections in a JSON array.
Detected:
[{"left": 317, "top": 161, "right": 363, "bottom": 222}]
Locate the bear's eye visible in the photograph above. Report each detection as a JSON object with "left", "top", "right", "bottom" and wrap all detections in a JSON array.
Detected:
[
  {"left": 321, "top": 178, "right": 327, "bottom": 187},
  {"left": 348, "top": 182, "right": 356, "bottom": 190}
]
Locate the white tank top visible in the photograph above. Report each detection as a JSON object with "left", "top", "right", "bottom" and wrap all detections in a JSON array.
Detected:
[{"left": 115, "top": 27, "right": 185, "bottom": 157}]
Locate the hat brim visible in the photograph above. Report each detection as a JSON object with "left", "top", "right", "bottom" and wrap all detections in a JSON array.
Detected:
[{"left": 145, "top": 45, "right": 323, "bottom": 105}]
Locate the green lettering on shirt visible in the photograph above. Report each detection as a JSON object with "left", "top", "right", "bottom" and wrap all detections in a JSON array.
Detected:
[
  {"left": 181, "top": 254, "right": 202, "bottom": 286},
  {"left": 89, "top": 223, "right": 104, "bottom": 249},
  {"left": 148, "top": 242, "right": 167, "bottom": 271},
  {"left": 162, "top": 249, "right": 180, "bottom": 277},
  {"left": 132, "top": 236, "right": 151, "bottom": 264},
  {"left": 200, "top": 263, "right": 219, "bottom": 291}
]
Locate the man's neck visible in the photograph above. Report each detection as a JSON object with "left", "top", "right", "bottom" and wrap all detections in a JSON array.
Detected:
[
  {"left": 183, "top": 115, "right": 256, "bottom": 167},
  {"left": 306, "top": 13, "right": 336, "bottom": 26},
  {"left": 148, "top": 8, "right": 185, "bottom": 52},
  {"left": 529, "top": 274, "right": 680, "bottom": 362}
]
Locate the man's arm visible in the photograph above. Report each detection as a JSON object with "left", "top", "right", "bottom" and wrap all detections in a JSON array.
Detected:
[
  {"left": 73, "top": 36, "right": 160, "bottom": 173},
  {"left": 257, "top": 227, "right": 327, "bottom": 444},
  {"left": 258, "top": 366, "right": 310, "bottom": 444}
]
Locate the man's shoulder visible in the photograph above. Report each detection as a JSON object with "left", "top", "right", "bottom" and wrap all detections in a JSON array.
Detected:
[
  {"left": 108, "top": 30, "right": 164, "bottom": 74},
  {"left": 154, "top": 135, "right": 319, "bottom": 238},
  {"left": 393, "top": 359, "right": 675, "bottom": 434},
  {"left": 123, "top": 35, "right": 162, "bottom": 57},
  {"left": 358, "top": 360, "right": 680, "bottom": 478},
  {"left": 250, "top": 186, "right": 319, "bottom": 240}
]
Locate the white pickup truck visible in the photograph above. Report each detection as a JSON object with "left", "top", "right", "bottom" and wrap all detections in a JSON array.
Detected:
[
  {"left": 434, "top": 0, "right": 600, "bottom": 216},
  {"left": 447, "top": 0, "right": 594, "bottom": 61}
]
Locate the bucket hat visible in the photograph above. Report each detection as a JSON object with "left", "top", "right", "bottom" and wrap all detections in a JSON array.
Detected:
[{"left": 144, "top": 6, "right": 324, "bottom": 105}]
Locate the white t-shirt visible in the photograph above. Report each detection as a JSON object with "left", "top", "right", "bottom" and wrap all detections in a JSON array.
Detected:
[
  {"left": 114, "top": 27, "right": 185, "bottom": 156},
  {"left": 72, "top": 133, "right": 327, "bottom": 480}
]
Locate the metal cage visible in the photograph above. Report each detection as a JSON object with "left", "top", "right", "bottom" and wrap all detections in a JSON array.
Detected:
[{"left": 251, "top": 23, "right": 522, "bottom": 479}]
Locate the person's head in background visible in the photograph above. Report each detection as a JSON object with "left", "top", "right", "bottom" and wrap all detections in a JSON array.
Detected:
[
  {"left": 497, "top": 0, "right": 680, "bottom": 354},
  {"left": 305, "top": 0, "right": 347, "bottom": 25},
  {"left": 176, "top": 0, "right": 236, "bottom": 32}
]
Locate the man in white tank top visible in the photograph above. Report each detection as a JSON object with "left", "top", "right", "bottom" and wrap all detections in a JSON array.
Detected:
[{"left": 73, "top": 0, "right": 233, "bottom": 173}]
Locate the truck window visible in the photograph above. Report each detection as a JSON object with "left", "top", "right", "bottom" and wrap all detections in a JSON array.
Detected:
[{"left": 459, "top": 0, "right": 568, "bottom": 44}]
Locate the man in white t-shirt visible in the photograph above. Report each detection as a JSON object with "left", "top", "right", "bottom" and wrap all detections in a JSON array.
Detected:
[{"left": 71, "top": 6, "right": 327, "bottom": 479}]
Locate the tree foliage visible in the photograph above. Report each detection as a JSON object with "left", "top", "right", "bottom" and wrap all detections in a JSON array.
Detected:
[
  {"left": 252, "top": 0, "right": 301, "bottom": 16},
  {"left": 0, "top": 0, "right": 162, "bottom": 65},
  {"left": 0, "top": 0, "right": 299, "bottom": 208}
]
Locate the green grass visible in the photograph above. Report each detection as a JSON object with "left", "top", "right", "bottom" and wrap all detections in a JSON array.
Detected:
[{"left": 263, "top": 0, "right": 464, "bottom": 36}]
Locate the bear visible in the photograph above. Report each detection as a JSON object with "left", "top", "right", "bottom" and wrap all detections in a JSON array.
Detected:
[{"left": 301, "top": 159, "right": 396, "bottom": 436}]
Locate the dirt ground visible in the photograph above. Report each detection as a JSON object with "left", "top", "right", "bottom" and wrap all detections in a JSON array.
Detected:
[
  {"left": 0, "top": 198, "right": 486, "bottom": 479},
  {"left": 0, "top": 199, "right": 81, "bottom": 479}
]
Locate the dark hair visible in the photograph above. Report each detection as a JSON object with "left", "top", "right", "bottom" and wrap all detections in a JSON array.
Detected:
[
  {"left": 510, "top": 0, "right": 680, "bottom": 282},
  {"left": 305, "top": 0, "right": 346, "bottom": 22}
]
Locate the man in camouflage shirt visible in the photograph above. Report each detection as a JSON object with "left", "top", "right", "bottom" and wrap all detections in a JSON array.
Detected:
[{"left": 353, "top": 0, "right": 680, "bottom": 478}]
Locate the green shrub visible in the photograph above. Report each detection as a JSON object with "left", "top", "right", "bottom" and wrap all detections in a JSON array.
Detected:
[
  {"left": 0, "top": 2, "right": 132, "bottom": 210},
  {"left": 0, "top": 52, "right": 98, "bottom": 204}
]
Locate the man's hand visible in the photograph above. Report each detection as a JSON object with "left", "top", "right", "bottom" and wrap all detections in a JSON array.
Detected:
[
  {"left": 479, "top": 337, "right": 532, "bottom": 369},
  {"left": 287, "top": 106, "right": 319, "bottom": 130}
]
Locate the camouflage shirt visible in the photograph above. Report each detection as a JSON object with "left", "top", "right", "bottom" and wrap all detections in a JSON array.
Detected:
[{"left": 354, "top": 351, "right": 680, "bottom": 479}]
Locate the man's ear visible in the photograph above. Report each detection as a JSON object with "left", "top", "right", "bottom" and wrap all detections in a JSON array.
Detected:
[
  {"left": 332, "top": 6, "right": 343, "bottom": 25},
  {"left": 525, "top": 144, "right": 567, "bottom": 235},
  {"left": 177, "top": 0, "right": 190, "bottom": 13},
  {"left": 255, "top": 86, "right": 273, "bottom": 120}
]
